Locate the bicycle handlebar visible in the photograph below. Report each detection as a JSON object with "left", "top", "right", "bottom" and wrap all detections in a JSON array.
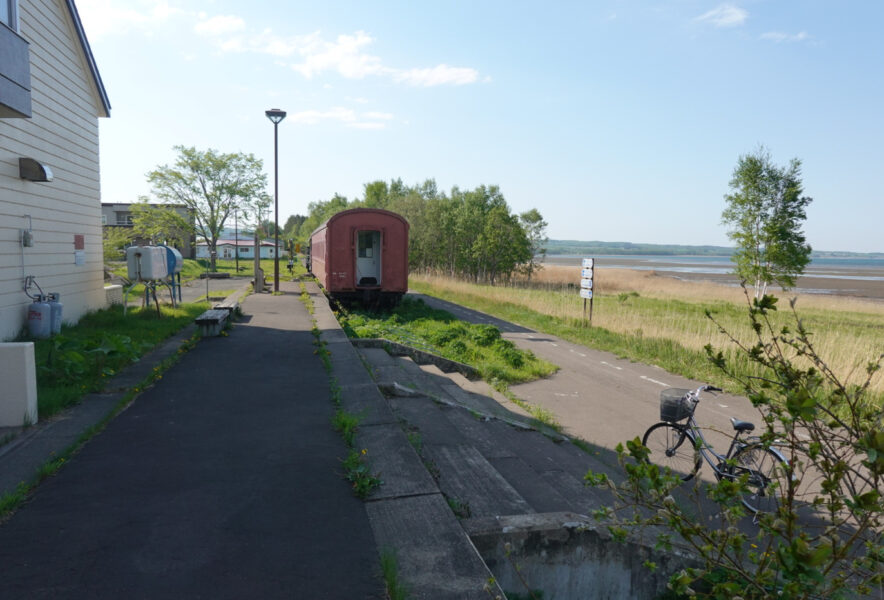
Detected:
[{"left": 690, "top": 384, "right": 722, "bottom": 397}]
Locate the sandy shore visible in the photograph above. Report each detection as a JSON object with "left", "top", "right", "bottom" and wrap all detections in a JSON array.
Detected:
[{"left": 543, "top": 256, "right": 884, "bottom": 302}]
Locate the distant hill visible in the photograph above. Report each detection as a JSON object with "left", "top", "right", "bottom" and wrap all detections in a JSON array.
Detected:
[
  {"left": 545, "top": 240, "right": 733, "bottom": 256},
  {"left": 545, "top": 240, "right": 883, "bottom": 259}
]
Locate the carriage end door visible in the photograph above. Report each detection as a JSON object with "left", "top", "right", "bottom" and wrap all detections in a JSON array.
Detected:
[{"left": 356, "top": 230, "right": 381, "bottom": 286}]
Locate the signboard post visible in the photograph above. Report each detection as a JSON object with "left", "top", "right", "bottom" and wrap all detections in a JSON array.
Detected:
[{"left": 581, "top": 258, "right": 594, "bottom": 326}]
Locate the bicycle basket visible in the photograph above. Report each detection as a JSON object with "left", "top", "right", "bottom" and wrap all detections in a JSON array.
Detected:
[{"left": 660, "top": 388, "right": 695, "bottom": 422}]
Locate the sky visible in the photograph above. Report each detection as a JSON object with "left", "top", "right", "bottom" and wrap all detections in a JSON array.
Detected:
[{"left": 76, "top": 0, "right": 884, "bottom": 253}]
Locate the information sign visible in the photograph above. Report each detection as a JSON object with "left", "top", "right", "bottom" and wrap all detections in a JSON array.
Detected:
[
  {"left": 580, "top": 288, "right": 593, "bottom": 299},
  {"left": 580, "top": 278, "right": 593, "bottom": 289},
  {"left": 581, "top": 268, "right": 593, "bottom": 279},
  {"left": 582, "top": 258, "right": 594, "bottom": 268}
]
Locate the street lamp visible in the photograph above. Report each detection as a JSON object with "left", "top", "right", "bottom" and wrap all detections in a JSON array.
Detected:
[{"left": 265, "top": 108, "right": 286, "bottom": 292}]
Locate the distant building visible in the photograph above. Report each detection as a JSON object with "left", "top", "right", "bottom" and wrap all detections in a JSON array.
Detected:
[
  {"left": 196, "top": 240, "right": 283, "bottom": 260},
  {"left": 1, "top": 0, "right": 111, "bottom": 341},
  {"left": 100, "top": 202, "right": 196, "bottom": 258}
]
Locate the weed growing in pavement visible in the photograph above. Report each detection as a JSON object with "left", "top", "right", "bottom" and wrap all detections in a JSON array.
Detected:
[
  {"left": 342, "top": 449, "right": 382, "bottom": 499},
  {"left": 380, "top": 549, "right": 409, "bottom": 600},
  {"left": 332, "top": 409, "right": 361, "bottom": 447},
  {"left": 405, "top": 429, "right": 422, "bottom": 454},
  {"left": 298, "top": 282, "right": 382, "bottom": 500},
  {"left": 445, "top": 495, "right": 472, "bottom": 519}
]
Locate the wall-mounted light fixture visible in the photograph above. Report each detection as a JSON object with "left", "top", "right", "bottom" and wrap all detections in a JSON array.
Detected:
[{"left": 19, "top": 158, "right": 53, "bottom": 182}]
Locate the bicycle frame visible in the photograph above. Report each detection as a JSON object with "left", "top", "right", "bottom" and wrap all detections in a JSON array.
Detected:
[{"left": 682, "top": 414, "right": 753, "bottom": 480}]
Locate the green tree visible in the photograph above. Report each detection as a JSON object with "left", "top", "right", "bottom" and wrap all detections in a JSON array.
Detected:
[
  {"left": 146, "top": 146, "right": 268, "bottom": 271},
  {"left": 299, "top": 193, "right": 350, "bottom": 241},
  {"left": 518, "top": 208, "right": 548, "bottom": 281},
  {"left": 586, "top": 293, "right": 883, "bottom": 599},
  {"left": 130, "top": 199, "right": 193, "bottom": 251},
  {"left": 102, "top": 226, "right": 133, "bottom": 262},
  {"left": 722, "top": 147, "right": 813, "bottom": 298},
  {"left": 283, "top": 214, "right": 307, "bottom": 238}
]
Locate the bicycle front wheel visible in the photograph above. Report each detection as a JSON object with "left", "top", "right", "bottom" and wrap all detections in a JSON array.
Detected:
[
  {"left": 731, "top": 444, "right": 787, "bottom": 514},
  {"left": 642, "top": 422, "right": 701, "bottom": 482}
]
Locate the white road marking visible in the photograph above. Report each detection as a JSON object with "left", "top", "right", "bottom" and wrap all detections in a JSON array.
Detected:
[
  {"left": 578, "top": 353, "right": 586, "bottom": 357},
  {"left": 600, "top": 361, "right": 623, "bottom": 371},
  {"left": 718, "top": 404, "right": 729, "bottom": 408},
  {"left": 640, "top": 376, "right": 669, "bottom": 387},
  {"left": 551, "top": 343, "right": 559, "bottom": 347}
]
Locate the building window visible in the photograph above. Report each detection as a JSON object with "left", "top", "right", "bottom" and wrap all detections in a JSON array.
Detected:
[
  {"left": 238, "top": 247, "right": 248, "bottom": 253},
  {"left": 101, "top": 215, "right": 107, "bottom": 225},
  {"left": 1, "top": 0, "right": 18, "bottom": 30}
]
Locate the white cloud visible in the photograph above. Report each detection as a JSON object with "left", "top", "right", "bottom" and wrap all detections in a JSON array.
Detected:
[
  {"left": 393, "top": 64, "right": 480, "bottom": 87},
  {"left": 349, "top": 122, "right": 386, "bottom": 130},
  {"left": 288, "top": 107, "right": 357, "bottom": 125},
  {"left": 76, "top": 0, "right": 186, "bottom": 40},
  {"left": 760, "top": 31, "right": 810, "bottom": 43},
  {"left": 287, "top": 107, "right": 393, "bottom": 130},
  {"left": 195, "top": 15, "right": 245, "bottom": 36},
  {"left": 694, "top": 4, "right": 748, "bottom": 28},
  {"left": 290, "top": 31, "right": 385, "bottom": 79},
  {"left": 202, "top": 24, "right": 481, "bottom": 86}
]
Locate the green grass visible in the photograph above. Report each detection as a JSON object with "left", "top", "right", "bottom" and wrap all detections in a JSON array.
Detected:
[
  {"left": 109, "top": 256, "right": 307, "bottom": 283},
  {"left": 408, "top": 279, "right": 758, "bottom": 396},
  {"left": 1, "top": 332, "right": 199, "bottom": 520},
  {"left": 337, "top": 297, "right": 557, "bottom": 386},
  {"left": 28, "top": 302, "right": 207, "bottom": 418},
  {"left": 408, "top": 277, "right": 884, "bottom": 403},
  {"left": 380, "top": 549, "right": 409, "bottom": 600}
]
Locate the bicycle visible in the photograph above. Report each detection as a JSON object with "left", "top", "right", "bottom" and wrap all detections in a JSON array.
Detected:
[{"left": 641, "top": 384, "right": 789, "bottom": 514}]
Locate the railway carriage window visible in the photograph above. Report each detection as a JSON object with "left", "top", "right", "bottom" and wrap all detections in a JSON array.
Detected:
[{"left": 358, "top": 232, "right": 373, "bottom": 258}]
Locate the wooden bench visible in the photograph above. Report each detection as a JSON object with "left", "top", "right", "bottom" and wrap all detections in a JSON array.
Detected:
[
  {"left": 195, "top": 308, "right": 229, "bottom": 336},
  {"left": 213, "top": 294, "right": 240, "bottom": 316}
]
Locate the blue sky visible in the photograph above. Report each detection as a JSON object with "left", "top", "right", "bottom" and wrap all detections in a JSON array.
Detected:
[{"left": 77, "top": 1, "right": 884, "bottom": 253}]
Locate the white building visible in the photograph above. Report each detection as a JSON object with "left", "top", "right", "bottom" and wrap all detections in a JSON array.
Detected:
[
  {"left": 196, "top": 239, "right": 282, "bottom": 260},
  {"left": 1, "top": 0, "right": 110, "bottom": 341}
]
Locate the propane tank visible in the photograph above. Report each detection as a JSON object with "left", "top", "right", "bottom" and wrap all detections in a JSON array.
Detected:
[
  {"left": 48, "top": 292, "right": 63, "bottom": 335},
  {"left": 27, "top": 295, "right": 51, "bottom": 339}
]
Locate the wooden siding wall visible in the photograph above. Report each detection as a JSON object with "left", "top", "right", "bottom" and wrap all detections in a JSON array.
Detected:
[{"left": 0, "top": 0, "right": 106, "bottom": 340}]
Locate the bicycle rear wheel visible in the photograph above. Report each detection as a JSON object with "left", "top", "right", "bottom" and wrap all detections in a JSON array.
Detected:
[
  {"left": 642, "top": 422, "right": 701, "bottom": 482},
  {"left": 731, "top": 444, "right": 787, "bottom": 514}
]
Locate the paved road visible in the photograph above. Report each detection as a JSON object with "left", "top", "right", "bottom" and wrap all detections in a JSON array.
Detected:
[
  {"left": 412, "top": 293, "right": 759, "bottom": 466},
  {"left": 0, "top": 284, "right": 381, "bottom": 598}
]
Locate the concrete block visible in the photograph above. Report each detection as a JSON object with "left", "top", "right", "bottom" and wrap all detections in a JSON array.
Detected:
[
  {"left": 104, "top": 284, "right": 123, "bottom": 306},
  {"left": 365, "top": 494, "right": 504, "bottom": 599},
  {"left": 0, "top": 343, "right": 38, "bottom": 426}
]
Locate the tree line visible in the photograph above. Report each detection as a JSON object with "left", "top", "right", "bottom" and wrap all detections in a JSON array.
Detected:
[{"left": 291, "top": 178, "right": 548, "bottom": 285}]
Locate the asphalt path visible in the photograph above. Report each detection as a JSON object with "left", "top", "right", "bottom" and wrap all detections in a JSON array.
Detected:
[{"left": 411, "top": 293, "right": 761, "bottom": 475}]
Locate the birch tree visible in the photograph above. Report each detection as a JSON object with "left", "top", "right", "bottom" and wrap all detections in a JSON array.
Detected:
[{"left": 722, "top": 147, "right": 813, "bottom": 298}]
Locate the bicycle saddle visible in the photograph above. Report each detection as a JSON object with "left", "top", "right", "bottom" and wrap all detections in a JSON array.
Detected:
[{"left": 730, "top": 418, "right": 755, "bottom": 432}]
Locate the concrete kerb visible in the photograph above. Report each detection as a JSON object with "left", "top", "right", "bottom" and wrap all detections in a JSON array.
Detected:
[{"left": 308, "top": 284, "right": 505, "bottom": 598}]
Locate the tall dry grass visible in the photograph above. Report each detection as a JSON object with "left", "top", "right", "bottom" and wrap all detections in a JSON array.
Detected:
[{"left": 411, "top": 267, "right": 884, "bottom": 394}]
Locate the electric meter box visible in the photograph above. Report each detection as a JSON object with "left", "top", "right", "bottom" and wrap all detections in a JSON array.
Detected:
[{"left": 126, "top": 246, "right": 170, "bottom": 281}]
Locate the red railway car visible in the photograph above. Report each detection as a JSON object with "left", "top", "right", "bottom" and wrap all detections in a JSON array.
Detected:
[{"left": 307, "top": 208, "right": 409, "bottom": 306}]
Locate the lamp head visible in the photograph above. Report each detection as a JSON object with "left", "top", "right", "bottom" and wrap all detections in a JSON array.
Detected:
[{"left": 265, "top": 109, "right": 286, "bottom": 124}]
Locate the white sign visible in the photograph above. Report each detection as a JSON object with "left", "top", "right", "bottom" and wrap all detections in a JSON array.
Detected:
[
  {"left": 582, "top": 258, "right": 594, "bottom": 268},
  {"left": 580, "top": 278, "right": 593, "bottom": 289},
  {"left": 581, "top": 268, "right": 593, "bottom": 279},
  {"left": 580, "top": 288, "right": 593, "bottom": 299}
]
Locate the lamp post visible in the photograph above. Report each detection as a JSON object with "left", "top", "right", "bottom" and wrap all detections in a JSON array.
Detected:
[
  {"left": 234, "top": 208, "right": 239, "bottom": 273},
  {"left": 265, "top": 108, "right": 286, "bottom": 292}
]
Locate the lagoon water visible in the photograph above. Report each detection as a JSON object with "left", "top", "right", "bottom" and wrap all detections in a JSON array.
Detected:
[{"left": 544, "top": 255, "right": 884, "bottom": 300}]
